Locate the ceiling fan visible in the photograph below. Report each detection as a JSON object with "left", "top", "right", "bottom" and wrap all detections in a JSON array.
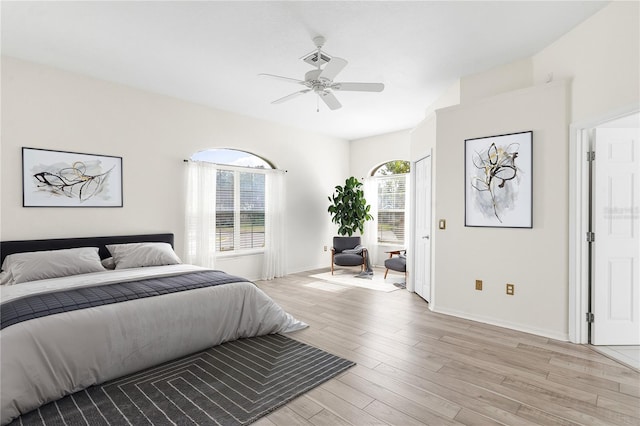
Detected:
[{"left": 259, "top": 36, "right": 384, "bottom": 111}]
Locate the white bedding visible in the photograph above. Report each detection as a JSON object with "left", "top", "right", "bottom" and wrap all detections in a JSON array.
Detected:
[{"left": 0, "top": 265, "right": 307, "bottom": 425}]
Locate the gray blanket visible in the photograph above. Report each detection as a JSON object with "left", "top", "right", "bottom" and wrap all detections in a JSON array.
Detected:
[
  {"left": 1, "top": 270, "right": 245, "bottom": 330},
  {"left": 343, "top": 244, "right": 374, "bottom": 279}
]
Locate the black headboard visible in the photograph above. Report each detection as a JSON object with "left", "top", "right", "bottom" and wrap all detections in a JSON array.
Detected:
[{"left": 0, "top": 233, "right": 175, "bottom": 264}]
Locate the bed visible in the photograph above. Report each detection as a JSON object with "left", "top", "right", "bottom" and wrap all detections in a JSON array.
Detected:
[{"left": 0, "top": 233, "right": 306, "bottom": 425}]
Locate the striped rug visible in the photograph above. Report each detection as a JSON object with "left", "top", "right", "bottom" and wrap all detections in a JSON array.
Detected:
[{"left": 12, "top": 334, "right": 355, "bottom": 426}]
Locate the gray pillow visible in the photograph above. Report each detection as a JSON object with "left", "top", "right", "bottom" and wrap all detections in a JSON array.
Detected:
[
  {"left": 101, "top": 257, "right": 117, "bottom": 270},
  {"left": 0, "top": 247, "right": 105, "bottom": 285},
  {"left": 106, "top": 242, "right": 182, "bottom": 269}
]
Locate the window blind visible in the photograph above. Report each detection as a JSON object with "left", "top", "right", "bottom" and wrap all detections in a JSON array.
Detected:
[
  {"left": 239, "top": 172, "right": 265, "bottom": 250},
  {"left": 216, "top": 170, "right": 235, "bottom": 252},
  {"left": 377, "top": 174, "right": 407, "bottom": 244},
  {"left": 215, "top": 169, "right": 265, "bottom": 252}
]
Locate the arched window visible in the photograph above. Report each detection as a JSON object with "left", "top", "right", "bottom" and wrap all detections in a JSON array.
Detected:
[
  {"left": 191, "top": 149, "right": 273, "bottom": 253},
  {"left": 372, "top": 160, "right": 410, "bottom": 244},
  {"left": 191, "top": 149, "right": 274, "bottom": 169},
  {"left": 372, "top": 160, "right": 410, "bottom": 176}
]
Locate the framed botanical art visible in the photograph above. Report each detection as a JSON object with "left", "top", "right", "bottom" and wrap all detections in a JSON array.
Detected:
[
  {"left": 464, "top": 131, "right": 532, "bottom": 228},
  {"left": 22, "top": 147, "right": 123, "bottom": 207}
]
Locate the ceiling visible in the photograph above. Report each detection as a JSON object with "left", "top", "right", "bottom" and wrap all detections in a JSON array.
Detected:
[{"left": 1, "top": 1, "right": 608, "bottom": 140}]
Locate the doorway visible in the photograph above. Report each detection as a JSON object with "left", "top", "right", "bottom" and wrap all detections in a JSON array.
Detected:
[
  {"left": 413, "top": 155, "right": 432, "bottom": 302},
  {"left": 570, "top": 108, "right": 639, "bottom": 367},
  {"left": 591, "top": 125, "right": 639, "bottom": 345}
]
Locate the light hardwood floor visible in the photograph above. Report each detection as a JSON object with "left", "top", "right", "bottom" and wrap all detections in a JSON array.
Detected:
[{"left": 254, "top": 269, "right": 640, "bottom": 426}]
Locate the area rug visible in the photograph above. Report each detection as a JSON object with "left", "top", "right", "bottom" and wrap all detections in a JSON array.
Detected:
[
  {"left": 309, "top": 270, "right": 404, "bottom": 293},
  {"left": 11, "top": 334, "right": 355, "bottom": 426}
]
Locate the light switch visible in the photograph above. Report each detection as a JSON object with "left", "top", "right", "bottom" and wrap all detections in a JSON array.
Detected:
[{"left": 438, "top": 219, "right": 446, "bottom": 230}]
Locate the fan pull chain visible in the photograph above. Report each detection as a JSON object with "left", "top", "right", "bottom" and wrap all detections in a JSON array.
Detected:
[{"left": 317, "top": 94, "right": 320, "bottom": 112}]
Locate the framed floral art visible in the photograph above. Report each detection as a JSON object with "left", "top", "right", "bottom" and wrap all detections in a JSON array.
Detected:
[
  {"left": 22, "top": 147, "right": 123, "bottom": 207},
  {"left": 464, "top": 131, "right": 532, "bottom": 228}
]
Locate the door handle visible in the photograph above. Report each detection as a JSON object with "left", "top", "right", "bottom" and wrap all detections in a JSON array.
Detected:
[{"left": 422, "top": 235, "right": 430, "bottom": 239}]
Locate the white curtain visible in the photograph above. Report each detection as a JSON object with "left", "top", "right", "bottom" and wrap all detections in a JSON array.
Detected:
[
  {"left": 402, "top": 172, "right": 411, "bottom": 251},
  {"left": 363, "top": 176, "right": 379, "bottom": 266},
  {"left": 262, "top": 170, "right": 286, "bottom": 280},
  {"left": 184, "top": 161, "right": 217, "bottom": 268}
]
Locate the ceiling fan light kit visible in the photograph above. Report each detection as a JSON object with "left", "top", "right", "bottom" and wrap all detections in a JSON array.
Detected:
[{"left": 259, "top": 35, "right": 384, "bottom": 111}]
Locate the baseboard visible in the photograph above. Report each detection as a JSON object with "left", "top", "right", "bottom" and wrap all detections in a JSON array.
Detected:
[{"left": 431, "top": 305, "right": 570, "bottom": 342}]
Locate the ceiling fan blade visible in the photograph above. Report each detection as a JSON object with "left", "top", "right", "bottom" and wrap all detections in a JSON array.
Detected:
[
  {"left": 259, "top": 73, "right": 305, "bottom": 85},
  {"left": 332, "top": 82, "right": 384, "bottom": 92},
  {"left": 272, "top": 89, "right": 311, "bottom": 104},
  {"left": 319, "top": 57, "right": 347, "bottom": 81},
  {"left": 319, "top": 91, "right": 342, "bottom": 110}
]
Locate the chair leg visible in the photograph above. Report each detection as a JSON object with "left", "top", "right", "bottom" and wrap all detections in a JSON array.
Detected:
[
  {"left": 384, "top": 269, "right": 389, "bottom": 279},
  {"left": 331, "top": 250, "right": 334, "bottom": 275}
]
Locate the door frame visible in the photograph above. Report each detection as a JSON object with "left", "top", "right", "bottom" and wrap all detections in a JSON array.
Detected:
[{"left": 569, "top": 103, "right": 640, "bottom": 344}]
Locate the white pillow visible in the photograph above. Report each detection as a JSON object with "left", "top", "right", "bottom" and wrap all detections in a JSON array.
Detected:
[
  {"left": 0, "top": 247, "right": 105, "bottom": 285},
  {"left": 106, "top": 242, "right": 182, "bottom": 269},
  {"left": 0, "top": 271, "right": 12, "bottom": 286}
]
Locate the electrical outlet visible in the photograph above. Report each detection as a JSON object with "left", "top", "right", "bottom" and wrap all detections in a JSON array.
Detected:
[
  {"left": 324, "top": 245, "right": 328, "bottom": 252},
  {"left": 475, "top": 280, "right": 483, "bottom": 291},
  {"left": 506, "top": 283, "right": 515, "bottom": 295}
]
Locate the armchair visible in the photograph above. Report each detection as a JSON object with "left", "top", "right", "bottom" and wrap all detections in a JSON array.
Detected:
[
  {"left": 384, "top": 250, "right": 406, "bottom": 279},
  {"left": 331, "top": 236, "right": 366, "bottom": 275}
]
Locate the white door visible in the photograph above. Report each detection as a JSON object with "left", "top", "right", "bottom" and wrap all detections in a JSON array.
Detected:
[
  {"left": 592, "top": 128, "right": 640, "bottom": 345},
  {"left": 414, "top": 155, "right": 432, "bottom": 302}
]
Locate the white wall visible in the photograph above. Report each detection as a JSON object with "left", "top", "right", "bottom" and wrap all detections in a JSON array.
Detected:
[
  {"left": 532, "top": 1, "right": 639, "bottom": 123},
  {"left": 433, "top": 81, "right": 570, "bottom": 340},
  {"left": 460, "top": 57, "right": 533, "bottom": 104},
  {"left": 410, "top": 84, "right": 455, "bottom": 289},
  {"left": 0, "top": 57, "right": 349, "bottom": 279},
  {"left": 408, "top": 114, "right": 436, "bottom": 293},
  {"left": 410, "top": 1, "right": 639, "bottom": 340},
  {"left": 424, "top": 80, "right": 460, "bottom": 118},
  {"left": 349, "top": 129, "right": 411, "bottom": 180}
]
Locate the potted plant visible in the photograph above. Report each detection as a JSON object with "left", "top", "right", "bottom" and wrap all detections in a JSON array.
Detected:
[{"left": 328, "top": 176, "right": 373, "bottom": 236}]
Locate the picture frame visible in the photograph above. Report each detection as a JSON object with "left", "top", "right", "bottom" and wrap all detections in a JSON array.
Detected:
[
  {"left": 464, "top": 131, "right": 532, "bottom": 228},
  {"left": 22, "top": 147, "right": 123, "bottom": 207}
]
